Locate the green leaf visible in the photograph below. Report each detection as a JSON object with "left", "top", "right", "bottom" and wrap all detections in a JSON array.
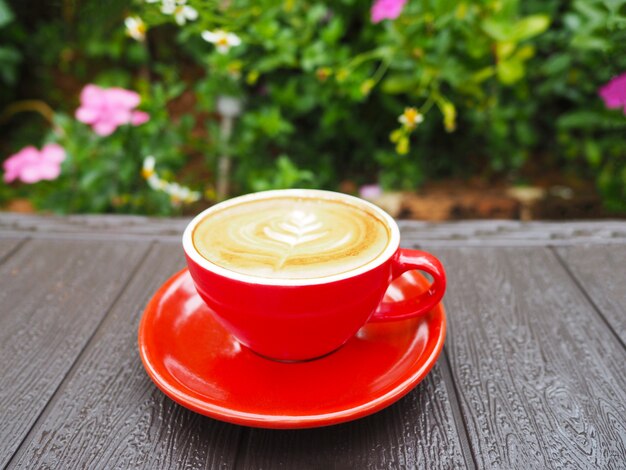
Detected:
[
  {"left": 513, "top": 45, "right": 535, "bottom": 61},
  {"left": 482, "top": 19, "right": 511, "bottom": 41},
  {"left": 497, "top": 59, "right": 525, "bottom": 85},
  {"left": 585, "top": 140, "right": 602, "bottom": 168},
  {"left": 79, "top": 170, "right": 102, "bottom": 190},
  {"left": 541, "top": 54, "right": 571, "bottom": 75},
  {"left": 496, "top": 41, "right": 516, "bottom": 60},
  {"left": 573, "top": 0, "right": 605, "bottom": 26},
  {"left": 0, "top": 0, "right": 14, "bottom": 28},
  {"left": 571, "top": 35, "right": 611, "bottom": 51},
  {"left": 381, "top": 74, "right": 417, "bottom": 94},
  {"left": 603, "top": 0, "right": 626, "bottom": 13},
  {"left": 482, "top": 15, "right": 550, "bottom": 42},
  {"left": 471, "top": 66, "right": 495, "bottom": 83},
  {"left": 306, "top": 4, "right": 327, "bottom": 23},
  {"left": 321, "top": 17, "right": 344, "bottom": 44},
  {"left": 301, "top": 41, "right": 327, "bottom": 72},
  {"left": 558, "top": 110, "right": 626, "bottom": 130},
  {"left": 0, "top": 45, "right": 20, "bottom": 63},
  {"left": 511, "top": 15, "right": 551, "bottom": 42}
]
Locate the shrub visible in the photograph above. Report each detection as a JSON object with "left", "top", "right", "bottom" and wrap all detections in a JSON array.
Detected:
[{"left": 1, "top": 0, "right": 625, "bottom": 213}]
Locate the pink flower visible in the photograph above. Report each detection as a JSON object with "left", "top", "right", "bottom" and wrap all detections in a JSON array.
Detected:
[
  {"left": 359, "top": 184, "right": 382, "bottom": 199},
  {"left": 75, "top": 84, "right": 150, "bottom": 136},
  {"left": 3, "top": 144, "right": 66, "bottom": 184},
  {"left": 599, "top": 73, "right": 626, "bottom": 114},
  {"left": 371, "top": 0, "right": 407, "bottom": 23},
  {"left": 131, "top": 111, "right": 150, "bottom": 125}
]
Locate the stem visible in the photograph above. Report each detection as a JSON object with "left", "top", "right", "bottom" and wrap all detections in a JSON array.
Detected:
[
  {"left": 216, "top": 115, "right": 234, "bottom": 201},
  {"left": 0, "top": 100, "right": 65, "bottom": 136},
  {"left": 1, "top": 100, "right": 54, "bottom": 124},
  {"left": 345, "top": 47, "right": 390, "bottom": 71},
  {"left": 62, "top": 0, "right": 76, "bottom": 24},
  {"left": 371, "top": 59, "right": 390, "bottom": 86},
  {"left": 421, "top": 94, "right": 435, "bottom": 114}
]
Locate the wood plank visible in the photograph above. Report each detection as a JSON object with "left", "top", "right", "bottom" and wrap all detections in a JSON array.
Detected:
[
  {"left": 400, "top": 220, "right": 626, "bottom": 247},
  {"left": 8, "top": 243, "right": 242, "bottom": 469},
  {"left": 237, "top": 363, "right": 469, "bottom": 470},
  {"left": 0, "top": 213, "right": 188, "bottom": 238},
  {"left": 0, "top": 239, "right": 148, "bottom": 467},
  {"left": 2, "top": 213, "right": 626, "bottom": 246},
  {"left": 555, "top": 245, "right": 626, "bottom": 345},
  {"left": 425, "top": 246, "right": 626, "bottom": 469}
]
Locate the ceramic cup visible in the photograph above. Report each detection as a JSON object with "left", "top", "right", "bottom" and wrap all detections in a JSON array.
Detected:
[{"left": 183, "top": 189, "right": 446, "bottom": 361}]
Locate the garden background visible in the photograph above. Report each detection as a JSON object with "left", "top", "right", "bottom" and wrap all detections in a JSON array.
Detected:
[{"left": 1, "top": 0, "right": 625, "bottom": 219}]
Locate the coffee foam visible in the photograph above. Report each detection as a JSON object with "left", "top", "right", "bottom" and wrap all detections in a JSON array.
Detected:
[{"left": 192, "top": 196, "right": 390, "bottom": 279}]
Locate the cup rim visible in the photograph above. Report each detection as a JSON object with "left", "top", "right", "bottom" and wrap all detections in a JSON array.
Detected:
[{"left": 182, "top": 189, "right": 400, "bottom": 286}]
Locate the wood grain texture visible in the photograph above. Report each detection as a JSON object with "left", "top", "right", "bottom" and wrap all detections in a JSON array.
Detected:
[
  {"left": 427, "top": 246, "right": 626, "bottom": 469},
  {"left": 2, "top": 214, "right": 625, "bottom": 470},
  {"left": 1, "top": 213, "right": 626, "bottom": 246},
  {"left": 237, "top": 364, "right": 469, "bottom": 470},
  {"left": 0, "top": 239, "right": 148, "bottom": 467},
  {"left": 9, "top": 243, "right": 242, "bottom": 470},
  {"left": 0, "top": 238, "right": 23, "bottom": 264},
  {"left": 399, "top": 220, "right": 626, "bottom": 247},
  {"left": 0, "top": 213, "right": 187, "bottom": 240},
  {"left": 555, "top": 245, "right": 626, "bottom": 345}
]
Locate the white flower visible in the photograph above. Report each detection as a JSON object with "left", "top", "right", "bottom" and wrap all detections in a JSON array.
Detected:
[
  {"left": 398, "top": 107, "right": 424, "bottom": 129},
  {"left": 201, "top": 30, "right": 242, "bottom": 54},
  {"left": 165, "top": 182, "right": 201, "bottom": 205},
  {"left": 161, "top": 0, "right": 198, "bottom": 25},
  {"left": 142, "top": 156, "right": 156, "bottom": 178},
  {"left": 145, "top": 0, "right": 160, "bottom": 3},
  {"left": 147, "top": 174, "right": 162, "bottom": 190},
  {"left": 124, "top": 16, "right": 147, "bottom": 42},
  {"left": 141, "top": 156, "right": 200, "bottom": 205}
]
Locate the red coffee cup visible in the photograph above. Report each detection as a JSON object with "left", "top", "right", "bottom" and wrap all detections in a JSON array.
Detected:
[{"left": 183, "top": 189, "right": 446, "bottom": 361}]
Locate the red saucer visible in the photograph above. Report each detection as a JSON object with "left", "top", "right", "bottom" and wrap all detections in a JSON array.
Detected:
[{"left": 138, "top": 269, "right": 446, "bottom": 429}]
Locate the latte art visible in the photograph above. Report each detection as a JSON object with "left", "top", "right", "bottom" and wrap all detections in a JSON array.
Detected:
[
  {"left": 263, "top": 210, "right": 330, "bottom": 250},
  {"left": 192, "top": 196, "right": 390, "bottom": 279}
]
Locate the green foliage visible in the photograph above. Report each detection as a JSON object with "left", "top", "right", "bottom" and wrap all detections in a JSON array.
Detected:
[
  {"left": 247, "top": 155, "right": 315, "bottom": 192},
  {"left": 0, "top": 0, "right": 21, "bottom": 87},
  {"left": 9, "top": 82, "right": 196, "bottom": 215},
  {"left": 1, "top": 0, "right": 625, "bottom": 213},
  {"left": 137, "top": 0, "right": 559, "bottom": 196},
  {"left": 536, "top": 0, "right": 626, "bottom": 211}
]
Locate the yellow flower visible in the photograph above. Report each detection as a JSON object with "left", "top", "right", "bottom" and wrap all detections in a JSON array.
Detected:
[{"left": 398, "top": 107, "right": 424, "bottom": 130}]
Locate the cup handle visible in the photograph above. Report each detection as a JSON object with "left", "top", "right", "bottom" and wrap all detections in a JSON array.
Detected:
[{"left": 369, "top": 248, "right": 446, "bottom": 322}]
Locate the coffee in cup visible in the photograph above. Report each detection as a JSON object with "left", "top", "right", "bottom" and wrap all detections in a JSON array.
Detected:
[
  {"left": 192, "top": 195, "right": 391, "bottom": 280},
  {"left": 183, "top": 189, "right": 446, "bottom": 361}
]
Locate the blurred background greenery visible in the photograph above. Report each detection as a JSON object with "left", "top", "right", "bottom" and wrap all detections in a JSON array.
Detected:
[{"left": 0, "top": 0, "right": 625, "bottom": 216}]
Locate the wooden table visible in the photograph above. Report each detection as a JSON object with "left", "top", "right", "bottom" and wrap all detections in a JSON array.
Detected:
[{"left": 1, "top": 214, "right": 625, "bottom": 469}]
